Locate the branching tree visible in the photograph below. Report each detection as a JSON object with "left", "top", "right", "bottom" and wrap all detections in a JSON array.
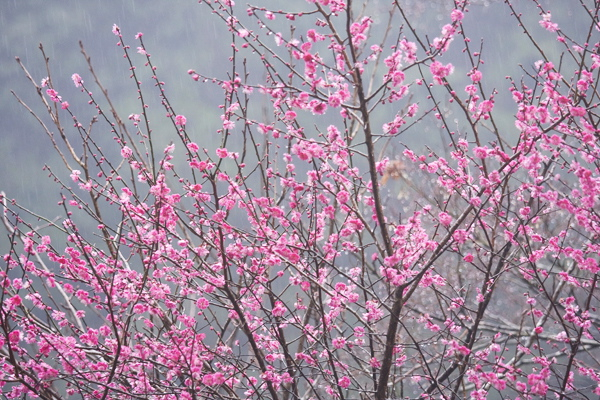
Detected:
[{"left": 1, "top": 0, "right": 599, "bottom": 399}]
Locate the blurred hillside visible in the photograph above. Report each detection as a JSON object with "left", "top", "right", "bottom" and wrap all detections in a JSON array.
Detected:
[{"left": 0, "top": 0, "right": 584, "bottom": 217}]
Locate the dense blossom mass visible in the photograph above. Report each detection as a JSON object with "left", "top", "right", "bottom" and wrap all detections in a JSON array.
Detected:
[{"left": 1, "top": 1, "right": 599, "bottom": 399}]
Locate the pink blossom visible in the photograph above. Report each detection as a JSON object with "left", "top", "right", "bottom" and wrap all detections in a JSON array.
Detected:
[
  {"left": 112, "top": 23, "right": 121, "bottom": 36},
  {"left": 274, "top": 32, "right": 284, "bottom": 46},
  {"left": 121, "top": 146, "right": 133, "bottom": 158},
  {"left": 216, "top": 148, "right": 229, "bottom": 158},
  {"left": 70, "top": 169, "right": 81, "bottom": 182},
  {"left": 452, "top": 229, "right": 469, "bottom": 244},
  {"left": 46, "top": 89, "right": 61, "bottom": 102},
  {"left": 310, "top": 100, "right": 327, "bottom": 115},
  {"left": 438, "top": 212, "right": 452, "bottom": 227},
  {"left": 451, "top": 9, "right": 464, "bottom": 22},
  {"left": 479, "top": 100, "right": 494, "bottom": 113},
  {"left": 465, "top": 84, "right": 477, "bottom": 95},
  {"left": 338, "top": 376, "right": 351, "bottom": 388},
  {"left": 186, "top": 142, "right": 199, "bottom": 152},
  {"left": 570, "top": 106, "right": 586, "bottom": 117},
  {"left": 350, "top": 17, "right": 372, "bottom": 46},
  {"left": 8, "top": 330, "right": 21, "bottom": 344},
  {"left": 473, "top": 146, "right": 489, "bottom": 159},
  {"left": 164, "top": 143, "right": 175, "bottom": 154},
  {"left": 306, "top": 29, "right": 324, "bottom": 42},
  {"left": 196, "top": 297, "right": 209, "bottom": 309},
  {"left": 284, "top": 110, "right": 297, "bottom": 121},
  {"left": 336, "top": 190, "right": 350, "bottom": 204},
  {"left": 370, "top": 357, "right": 382, "bottom": 368},
  {"left": 222, "top": 118, "right": 235, "bottom": 130},
  {"left": 328, "top": 94, "right": 342, "bottom": 107},
  {"left": 5, "top": 295, "right": 22, "bottom": 311},
  {"left": 175, "top": 114, "right": 187, "bottom": 126},
  {"left": 539, "top": 13, "right": 559, "bottom": 32},
  {"left": 2, "top": 4, "right": 599, "bottom": 398},
  {"left": 445, "top": 339, "right": 471, "bottom": 356},
  {"left": 71, "top": 73, "right": 83, "bottom": 87},
  {"left": 202, "top": 372, "right": 225, "bottom": 386},
  {"left": 272, "top": 301, "right": 286, "bottom": 317},
  {"left": 364, "top": 300, "right": 384, "bottom": 322},
  {"left": 128, "top": 113, "right": 141, "bottom": 125},
  {"left": 430, "top": 61, "right": 454, "bottom": 84},
  {"left": 332, "top": 336, "right": 346, "bottom": 349},
  {"left": 471, "top": 70, "right": 482, "bottom": 83}
]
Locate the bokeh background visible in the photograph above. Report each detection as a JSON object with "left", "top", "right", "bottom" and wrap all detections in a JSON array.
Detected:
[{"left": 0, "top": 0, "right": 581, "bottom": 217}]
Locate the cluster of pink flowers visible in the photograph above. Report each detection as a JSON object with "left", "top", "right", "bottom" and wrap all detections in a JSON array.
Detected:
[{"left": 2, "top": 1, "right": 600, "bottom": 399}]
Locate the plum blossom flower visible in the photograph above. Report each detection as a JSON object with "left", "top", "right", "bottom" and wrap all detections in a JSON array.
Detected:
[
  {"left": 452, "top": 229, "right": 469, "bottom": 244},
  {"left": 128, "top": 114, "right": 141, "bottom": 126},
  {"left": 310, "top": 100, "right": 327, "bottom": 115},
  {"left": 438, "top": 212, "right": 452, "bottom": 227},
  {"left": 216, "top": 148, "right": 229, "bottom": 158},
  {"left": 336, "top": 190, "right": 350, "bottom": 204},
  {"left": 451, "top": 9, "right": 464, "bottom": 22},
  {"left": 284, "top": 110, "right": 297, "bottom": 121},
  {"left": 70, "top": 170, "right": 81, "bottom": 182},
  {"left": 46, "top": 89, "right": 61, "bottom": 102},
  {"left": 430, "top": 61, "right": 454, "bottom": 84},
  {"left": 186, "top": 142, "right": 199, "bottom": 152},
  {"left": 175, "top": 114, "right": 187, "bottom": 126},
  {"left": 465, "top": 84, "right": 477, "bottom": 96},
  {"left": 473, "top": 146, "right": 490, "bottom": 159},
  {"left": 328, "top": 93, "right": 342, "bottom": 107},
  {"left": 71, "top": 73, "right": 83, "bottom": 88},
  {"left": 274, "top": 32, "right": 284, "bottom": 46},
  {"left": 4, "top": 295, "right": 22, "bottom": 311},
  {"left": 364, "top": 300, "right": 384, "bottom": 322},
  {"left": 121, "top": 146, "right": 133, "bottom": 158},
  {"left": 350, "top": 17, "right": 372, "bottom": 47},
  {"left": 370, "top": 357, "right": 382, "bottom": 368},
  {"left": 222, "top": 117, "right": 235, "bottom": 130},
  {"left": 8, "top": 330, "right": 21, "bottom": 344},
  {"left": 570, "top": 106, "right": 586, "bottom": 117},
  {"left": 164, "top": 143, "right": 175, "bottom": 154},
  {"left": 539, "top": 13, "right": 559, "bottom": 32},
  {"left": 272, "top": 301, "right": 286, "bottom": 317},
  {"left": 479, "top": 100, "right": 494, "bottom": 114},
  {"left": 338, "top": 376, "right": 351, "bottom": 388},
  {"left": 112, "top": 23, "right": 121, "bottom": 36},
  {"left": 196, "top": 297, "right": 209, "bottom": 309},
  {"left": 332, "top": 336, "right": 346, "bottom": 349},
  {"left": 202, "top": 372, "right": 225, "bottom": 386},
  {"left": 306, "top": 29, "right": 324, "bottom": 42}
]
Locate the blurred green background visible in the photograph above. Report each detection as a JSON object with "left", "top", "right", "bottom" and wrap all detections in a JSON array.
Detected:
[{"left": 0, "top": 0, "right": 585, "bottom": 220}]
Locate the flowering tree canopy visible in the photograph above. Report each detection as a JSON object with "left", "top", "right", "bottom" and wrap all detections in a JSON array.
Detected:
[{"left": 2, "top": 0, "right": 600, "bottom": 399}]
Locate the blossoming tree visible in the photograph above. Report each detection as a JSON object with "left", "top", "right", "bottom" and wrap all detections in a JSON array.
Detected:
[{"left": 2, "top": 0, "right": 599, "bottom": 399}]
